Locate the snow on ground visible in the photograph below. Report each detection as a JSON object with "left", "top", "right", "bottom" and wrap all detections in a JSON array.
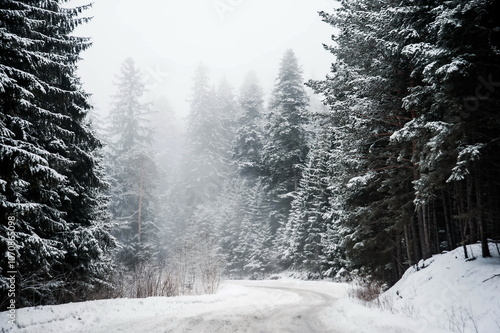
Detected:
[
  {"left": 1, "top": 243, "right": 498, "bottom": 332},
  {"left": 378, "top": 242, "right": 500, "bottom": 333},
  {"left": 0, "top": 280, "right": 449, "bottom": 333}
]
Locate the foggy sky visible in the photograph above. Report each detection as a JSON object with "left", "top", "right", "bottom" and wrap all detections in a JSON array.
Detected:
[{"left": 73, "top": 0, "right": 337, "bottom": 122}]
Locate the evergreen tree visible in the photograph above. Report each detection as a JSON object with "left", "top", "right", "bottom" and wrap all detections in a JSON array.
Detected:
[
  {"left": 215, "top": 78, "right": 240, "bottom": 151},
  {"left": 235, "top": 179, "right": 273, "bottom": 277},
  {"left": 183, "top": 65, "right": 230, "bottom": 208},
  {"left": 283, "top": 129, "right": 335, "bottom": 275},
  {"left": 105, "top": 58, "right": 159, "bottom": 269},
  {"left": 262, "top": 49, "right": 310, "bottom": 234},
  {"left": 177, "top": 66, "right": 242, "bottom": 278},
  {"left": 222, "top": 72, "right": 274, "bottom": 276},
  {"left": 310, "top": 0, "right": 436, "bottom": 281},
  {"left": 149, "top": 97, "right": 182, "bottom": 258},
  {"left": 234, "top": 72, "right": 265, "bottom": 180},
  {"left": 0, "top": 0, "right": 114, "bottom": 308}
]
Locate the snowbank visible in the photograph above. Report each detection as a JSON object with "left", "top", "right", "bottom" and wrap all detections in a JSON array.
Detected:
[
  {"left": 378, "top": 243, "right": 500, "bottom": 333},
  {"left": 0, "top": 284, "right": 248, "bottom": 333}
]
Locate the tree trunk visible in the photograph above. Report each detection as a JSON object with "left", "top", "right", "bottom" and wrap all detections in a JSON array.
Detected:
[
  {"left": 410, "top": 133, "right": 431, "bottom": 260},
  {"left": 418, "top": 204, "right": 431, "bottom": 259},
  {"left": 395, "top": 232, "right": 405, "bottom": 278},
  {"left": 475, "top": 164, "right": 490, "bottom": 257},
  {"left": 456, "top": 182, "right": 469, "bottom": 259},
  {"left": 138, "top": 160, "right": 145, "bottom": 242},
  {"left": 408, "top": 215, "right": 422, "bottom": 265},
  {"left": 442, "top": 192, "right": 454, "bottom": 251},
  {"left": 404, "top": 224, "right": 414, "bottom": 266},
  {"left": 432, "top": 201, "right": 439, "bottom": 253},
  {"left": 466, "top": 177, "right": 477, "bottom": 244}
]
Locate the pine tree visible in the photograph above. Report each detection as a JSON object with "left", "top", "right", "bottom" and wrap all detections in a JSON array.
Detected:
[
  {"left": 235, "top": 179, "right": 273, "bottom": 277},
  {"left": 262, "top": 49, "right": 310, "bottom": 234},
  {"left": 234, "top": 72, "right": 265, "bottom": 180},
  {"left": 0, "top": 0, "right": 114, "bottom": 308},
  {"left": 183, "top": 65, "right": 231, "bottom": 208},
  {"left": 283, "top": 129, "right": 335, "bottom": 275},
  {"left": 149, "top": 97, "right": 181, "bottom": 257},
  {"left": 105, "top": 58, "right": 159, "bottom": 269},
  {"left": 313, "top": 0, "right": 437, "bottom": 281},
  {"left": 175, "top": 66, "right": 243, "bottom": 279},
  {"left": 222, "top": 72, "right": 274, "bottom": 276}
]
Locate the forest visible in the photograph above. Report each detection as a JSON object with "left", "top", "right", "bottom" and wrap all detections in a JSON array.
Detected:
[{"left": 1, "top": 0, "right": 499, "bottom": 310}]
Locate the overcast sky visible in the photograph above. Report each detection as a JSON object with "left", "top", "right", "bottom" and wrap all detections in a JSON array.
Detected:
[{"left": 73, "top": 0, "right": 338, "bottom": 120}]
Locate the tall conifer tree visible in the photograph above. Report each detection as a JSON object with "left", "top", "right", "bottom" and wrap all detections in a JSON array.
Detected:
[
  {"left": 105, "top": 58, "right": 159, "bottom": 269},
  {"left": 0, "top": 0, "right": 114, "bottom": 308},
  {"left": 262, "top": 49, "right": 309, "bottom": 234}
]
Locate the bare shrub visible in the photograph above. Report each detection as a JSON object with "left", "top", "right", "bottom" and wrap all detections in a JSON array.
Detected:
[
  {"left": 91, "top": 235, "right": 225, "bottom": 300},
  {"left": 104, "top": 261, "right": 181, "bottom": 299},
  {"left": 376, "top": 294, "right": 395, "bottom": 313},
  {"left": 445, "top": 306, "right": 479, "bottom": 333},
  {"left": 348, "top": 279, "right": 384, "bottom": 305},
  {"left": 168, "top": 236, "right": 225, "bottom": 296}
]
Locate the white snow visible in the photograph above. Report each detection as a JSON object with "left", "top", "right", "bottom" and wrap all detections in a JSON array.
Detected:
[
  {"left": 1, "top": 244, "right": 498, "bottom": 332},
  {"left": 379, "top": 243, "right": 500, "bottom": 333}
]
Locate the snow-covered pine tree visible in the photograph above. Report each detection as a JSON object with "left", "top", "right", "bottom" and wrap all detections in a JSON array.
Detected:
[
  {"left": 220, "top": 72, "right": 273, "bottom": 277},
  {"left": 182, "top": 65, "right": 231, "bottom": 209},
  {"left": 234, "top": 72, "right": 266, "bottom": 180},
  {"left": 282, "top": 128, "right": 335, "bottom": 276},
  {"left": 261, "top": 49, "right": 309, "bottom": 235},
  {"left": 234, "top": 179, "right": 273, "bottom": 277},
  {"left": 105, "top": 58, "right": 159, "bottom": 269},
  {"left": 148, "top": 97, "right": 181, "bottom": 257},
  {"left": 0, "top": 0, "right": 115, "bottom": 308},
  {"left": 215, "top": 78, "right": 240, "bottom": 153},
  {"left": 174, "top": 66, "right": 243, "bottom": 280}
]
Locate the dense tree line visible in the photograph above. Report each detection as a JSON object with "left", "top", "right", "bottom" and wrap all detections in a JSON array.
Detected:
[{"left": 304, "top": 0, "right": 500, "bottom": 282}]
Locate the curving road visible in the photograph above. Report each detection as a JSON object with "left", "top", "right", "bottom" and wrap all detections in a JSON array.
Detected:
[
  {"left": 3, "top": 280, "right": 346, "bottom": 333},
  {"left": 157, "top": 280, "right": 342, "bottom": 333}
]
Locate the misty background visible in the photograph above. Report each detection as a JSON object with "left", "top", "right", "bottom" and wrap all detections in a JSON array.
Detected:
[{"left": 73, "top": 0, "right": 335, "bottom": 121}]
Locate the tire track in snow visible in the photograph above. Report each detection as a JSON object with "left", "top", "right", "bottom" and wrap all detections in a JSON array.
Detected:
[
  {"left": 249, "top": 284, "right": 339, "bottom": 332},
  {"left": 160, "top": 281, "right": 340, "bottom": 332}
]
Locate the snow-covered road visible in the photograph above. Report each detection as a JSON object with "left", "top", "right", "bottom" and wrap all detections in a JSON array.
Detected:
[
  {"left": 2, "top": 280, "right": 347, "bottom": 333},
  {"left": 2, "top": 279, "right": 453, "bottom": 333},
  {"left": 160, "top": 281, "right": 343, "bottom": 333},
  {"left": 88, "top": 280, "right": 345, "bottom": 333}
]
